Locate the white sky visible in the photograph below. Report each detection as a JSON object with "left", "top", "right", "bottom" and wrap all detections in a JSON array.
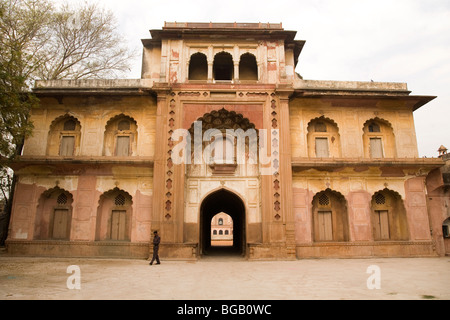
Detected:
[{"left": 54, "top": 0, "right": 450, "bottom": 157}]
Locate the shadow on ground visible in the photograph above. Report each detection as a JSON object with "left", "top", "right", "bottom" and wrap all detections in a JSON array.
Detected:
[{"left": 200, "top": 246, "right": 244, "bottom": 260}]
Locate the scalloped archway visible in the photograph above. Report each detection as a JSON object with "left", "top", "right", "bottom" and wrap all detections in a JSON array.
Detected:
[
  {"left": 188, "top": 108, "right": 257, "bottom": 134},
  {"left": 34, "top": 187, "right": 73, "bottom": 240},
  {"left": 312, "top": 189, "right": 349, "bottom": 242},
  {"left": 362, "top": 117, "right": 397, "bottom": 158},
  {"left": 95, "top": 188, "right": 133, "bottom": 241}
]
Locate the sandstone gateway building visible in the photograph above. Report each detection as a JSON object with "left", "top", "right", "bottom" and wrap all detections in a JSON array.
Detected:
[{"left": 6, "top": 23, "right": 449, "bottom": 259}]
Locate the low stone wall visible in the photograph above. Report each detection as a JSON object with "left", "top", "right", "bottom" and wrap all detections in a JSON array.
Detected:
[
  {"left": 5, "top": 240, "right": 438, "bottom": 260},
  {"left": 6, "top": 240, "right": 150, "bottom": 259},
  {"left": 6, "top": 240, "right": 200, "bottom": 261},
  {"left": 158, "top": 243, "right": 198, "bottom": 261},
  {"left": 247, "top": 241, "right": 437, "bottom": 260},
  {"left": 296, "top": 241, "right": 437, "bottom": 258}
]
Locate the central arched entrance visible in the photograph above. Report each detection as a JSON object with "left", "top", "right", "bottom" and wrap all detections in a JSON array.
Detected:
[{"left": 200, "top": 189, "right": 246, "bottom": 257}]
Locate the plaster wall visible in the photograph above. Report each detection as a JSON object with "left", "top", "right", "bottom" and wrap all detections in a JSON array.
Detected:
[
  {"left": 292, "top": 173, "right": 431, "bottom": 245},
  {"left": 22, "top": 96, "right": 157, "bottom": 158},
  {"left": 8, "top": 167, "right": 154, "bottom": 244},
  {"left": 290, "top": 98, "right": 419, "bottom": 159}
]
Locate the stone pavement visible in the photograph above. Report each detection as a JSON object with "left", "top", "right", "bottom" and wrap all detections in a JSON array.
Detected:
[{"left": 0, "top": 255, "right": 449, "bottom": 300}]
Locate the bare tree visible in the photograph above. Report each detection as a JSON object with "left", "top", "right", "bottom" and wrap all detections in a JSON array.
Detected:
[
  {"left": 0, "top": 0, "right": 53, "bottom": 83},
  {"left": 37, "top": 1, "right": 137, "bottom": 80},
  {"left": 1, "top": 0, "right": 137, "bottom": 82}
]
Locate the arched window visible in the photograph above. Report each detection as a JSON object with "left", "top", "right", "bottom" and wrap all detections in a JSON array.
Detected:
[
  {"left": 307, "top": 117, "right": 341, "bottom": 158},
  {"left": 368, "top": 122, "right": 381, "bottom": 133},
  {"left": 60, "top": 119, "right": 79, "bottom": 154},
  {"left": 371, "top": 190, "right": 409, "bottom": 241},
  {"left": 118, "top": 120, "right": 131, "bottom": 131},
  {"left": 115, "top": 194, "right": 126, "bottom": 206},
  {"left": 239, "top": 53, "right": 258, "bottom": 81},
  {"left": 47, "top": 115, "right": 81, "bottom": 157},
  {"left": 312, "top": 190, "right": 349, "bottom": 242},
  {"left": 63, "top": 119, "right": 77, "bottom": 131},
  {"left": 363, "top": 119, "right": 396, "bottom": 159},
  {"left": 103, "top": 115, "right": 138, "bottom": 157},
  {"left": 315, "top": 122, "right": 327, "bottom": 133},
  {"left": 213, "top": 52, "right": 234, "bottom": 81},
  {"left": 57, "top": 193, "right": 68, "bottom": 205},
  {"left": 189, "top": 53, "right": 208, "bottom": 81}
]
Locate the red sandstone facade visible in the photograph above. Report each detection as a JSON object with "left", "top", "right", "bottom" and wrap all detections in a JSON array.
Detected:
[{"left": 5, "top": 22, "right": 449, "bottom": 259}]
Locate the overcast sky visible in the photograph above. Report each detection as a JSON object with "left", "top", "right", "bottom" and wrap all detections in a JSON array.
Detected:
[{"left": 55, "top": 0, "right": 449, "bottom": 157}]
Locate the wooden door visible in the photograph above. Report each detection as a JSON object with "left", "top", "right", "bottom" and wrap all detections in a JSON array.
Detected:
[
  {"left": 115, "top": 136, "right": 130, "bottom": 156},
  {"left": 375, "top": 210, "right": 390, "bottom": 240},
  {"left": 318, "top": 211, "right": 333, "bottom": 241},
  {"left": 60, "top": 136, "right": 75, "bottom": 156},
  {"left": 52, "top": 209, "right": 69, "bottom": 240},
  {"left": 370, "top": 138, "right": 384, "bottom": 159},
  {"left": 111, "top": 210, "right": 127, "bottom": 241},
  {"left": 315, "top": 138, "right": 329, "bottom": 158}
]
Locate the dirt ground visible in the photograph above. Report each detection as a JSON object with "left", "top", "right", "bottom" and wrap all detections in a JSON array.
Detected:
[{"left": 0, "top": 252, "right": 449, "bottom": 300}]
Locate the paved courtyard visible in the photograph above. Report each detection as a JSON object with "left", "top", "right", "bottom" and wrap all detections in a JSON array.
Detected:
[{"left": 0, "top": 253, "right": 449, "bottom": 300}]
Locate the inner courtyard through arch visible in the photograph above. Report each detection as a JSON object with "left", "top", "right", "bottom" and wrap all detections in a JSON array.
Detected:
[
  {"left": 211, "top": 212, "right": 234, "bottom": 247},
  {"left": 200, "top": 190, "right": 245, "bottom": 257}
]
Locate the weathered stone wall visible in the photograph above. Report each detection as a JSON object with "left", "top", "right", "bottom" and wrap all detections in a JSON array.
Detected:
[
  {"left": 6, "top": 23, "right": 444, "bottom": 260},
  {"left": 290, "top": 97, "right": 419, "bottom": 159},
  {"left": 23, "top": 95, "right": 157, "bottom": 158}
]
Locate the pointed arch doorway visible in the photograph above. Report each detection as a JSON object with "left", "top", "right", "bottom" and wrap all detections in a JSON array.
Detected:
[{"left": 200, "top": 189, "right": 246, "bottom": 257}]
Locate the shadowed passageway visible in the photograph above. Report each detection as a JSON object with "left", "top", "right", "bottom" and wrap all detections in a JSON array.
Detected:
[{"left": 200, "top": 189, "right": 246, "bottom": 257}]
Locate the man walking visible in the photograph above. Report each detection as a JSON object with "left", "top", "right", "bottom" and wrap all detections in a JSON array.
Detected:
[{"left": 149, "top": 230, "right": 161, "bottom": 265}]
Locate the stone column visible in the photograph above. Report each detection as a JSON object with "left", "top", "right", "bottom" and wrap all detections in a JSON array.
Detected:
[
  {"left": 207, "top": 46, "right": 214, "bottom": 83},
  {"left": 207, "top": 61, "right": 213, "bottom": 83},
  {"left": 170, "top": 94, "right": 185, "bottom": 244},
  {"left": 152, "top": 87, "right": 186, "bottom": 256},
  {"left": 277, "top": 88, "right": 295, "bottom": 258},
  {"left": 257, "top": 88, "right": 295, "bottom": 259},
  {"left": 151, "top": 86, "right": 170, "bottom": 242},
  {"left": 233, "top": 45, "right": 240, "bottom": 83},
  {"left": 234, "top": 62, "right": 240, "bottom": 83}
]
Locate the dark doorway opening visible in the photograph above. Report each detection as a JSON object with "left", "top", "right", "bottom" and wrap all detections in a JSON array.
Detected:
[
  {"left": 239, "top": 53, "right": 258, "bottom": 81},
  {"left": 189, "top": 52, "right": 208, "bottom": 81},
  {"left": 200, "top": 189, "right": 245, "bottom": 257},
  {"left": 213, "top": 52, "right": 234, "bottom": 81}
]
